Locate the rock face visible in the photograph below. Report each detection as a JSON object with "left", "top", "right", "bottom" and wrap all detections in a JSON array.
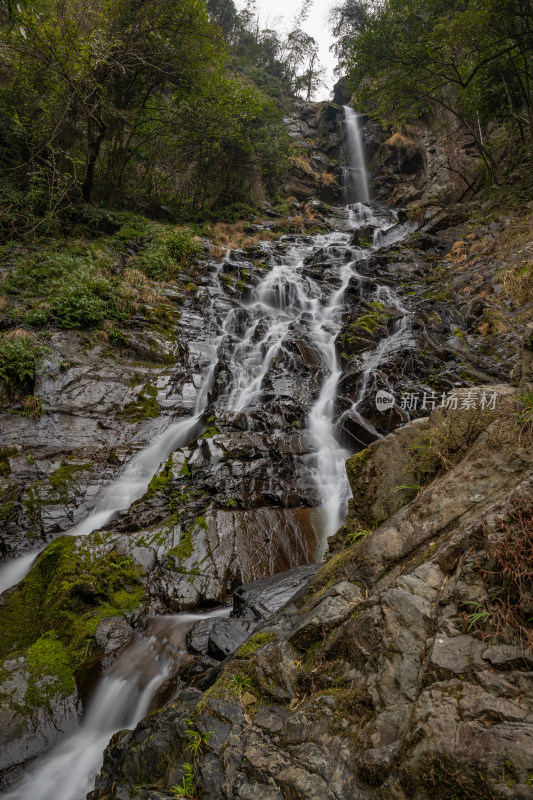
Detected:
[
  {"left": 2, "top": 97, "right": 532, "bottom": 795},
  {"left": 282, "top": 100, "right": 345, "bottom": 204},
  {"left": 0, "top": 641, "right": 81, "bottom": 789},
  {"left": 90, "top": 388, "right": 533, "bottom": 800},
  {"left": 366, "top": 113, "right": 482, "bottom": 208}
]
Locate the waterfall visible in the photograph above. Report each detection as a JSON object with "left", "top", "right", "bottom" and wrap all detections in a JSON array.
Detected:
[
  {"left": 0, "top": 157, "right": 417, "bottom": 800},
  {"left": 343, "top": 105, "right": 370, "bottom": 204},
  {"left": 2, "top": 608, "right": 230, "bottom": 800}
]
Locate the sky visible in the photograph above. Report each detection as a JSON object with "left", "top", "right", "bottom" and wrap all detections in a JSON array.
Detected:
[{"left": 235, "top": 0, "right": 338, "bottom": 101}]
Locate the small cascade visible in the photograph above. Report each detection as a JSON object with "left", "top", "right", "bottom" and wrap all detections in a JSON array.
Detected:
[
  {"left": 0, "top": 318, "right": 224, "bottom": 594},
  {"left": 343, "top": 106, "right": 370, "bottom": 204},
  {"left": 3, "top": 608, "right": 230, "bottom": 800}
]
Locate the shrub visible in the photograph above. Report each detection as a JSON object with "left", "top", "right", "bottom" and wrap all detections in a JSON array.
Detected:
[
  {"left": 0, "top": 333, "right": 41, "bottom": 396},
  {"left": 137, "top": 227, "right": 201, "bottom": 281},
  {"left": 468, "top": 496, "right": 533, "bottom": 648},
  {"left": 2, "top": 249, "right": 132, "bottom": 330},
  {"left": 53, "top": 283, "right": 109, "bottom": 328}
]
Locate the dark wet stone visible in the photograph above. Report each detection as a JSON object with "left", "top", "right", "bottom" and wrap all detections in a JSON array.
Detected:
[
  {"left": 233, "top": 564, "right": 319, "bottom": 622},
  {"left": 207, "top": 618, "right": 255, "bottom": 660}
]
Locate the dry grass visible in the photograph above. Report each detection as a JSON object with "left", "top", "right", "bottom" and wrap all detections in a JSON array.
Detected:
[
  {"left": 475, "top": 308, "right": 511, "bottom": 337},
  {"left": 5, "top": 327, "right": 37, "bottom": 341},
  {"left": 409, "top": 405, "right": 502, "bottom": 485},
  {"left": 209, "top": 242, "right": 227, "bottom": 259},
  {"left": 501, "top": 260, "right": 533, "bottom": 306},
  {"left": 121, "top": 268, "right": 157, "bottom": 303},
  {"left": 303, "top": 201, "right": 321, "bottom": 220},
  {"left": 320, "top": 171, "right": 337, "bottom": 188},
  {"left": 447, "top": 240, "right": 469, "bottom": 264},
  {"left": 469, "top": 497, "right": 533, "bottom": 649},
  {"left": 22, "top": 394, "right": 44, "bottom": 419},
  {"left": 290, "top": 155, "right": 316, "bottom": 177},
  {"left": 208, "top": 222, "right": 276, "bottom": 258},
  {"left": 386, "top": 131, "right": 417, "bottom": 151}
]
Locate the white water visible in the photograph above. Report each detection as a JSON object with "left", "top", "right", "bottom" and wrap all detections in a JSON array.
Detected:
[
  {"left": 0, "top": 340, "right": 221, "bottom": 594},
  {"left": 343, "top": 106, "right": 370, "bottom": 204},
  {"left": 3, "top": 607, "right": 229, "bottom": 800},
  {"left": 0, "top": 550, "right": 39, "bottom": 594},
  {"left": 1, "top": 106, "right": 417, "bottom": 799}
]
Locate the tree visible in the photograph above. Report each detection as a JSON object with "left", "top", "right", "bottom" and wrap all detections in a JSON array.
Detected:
[
  {"left": 334, "top": 0, "right": 533, "bottom": 178},
  {"left": 0, "top": 0, "right": 290, "bottom": 218}
]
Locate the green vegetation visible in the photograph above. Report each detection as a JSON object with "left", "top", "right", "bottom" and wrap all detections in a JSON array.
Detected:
[
  {"left": 344, "top": 527, "right": 373, "bottom": 545},
  {"left": 1, "top": 247, "right": 132, "bottom": 329},
  {"left": 22, "top": 461, "right": 94, "bottom": 531},
  {"left": 351, "top": 301, "right": 388, "bottom": 335},
  {"left": 0, "top": 334, "right": 42, "bottom": 397},
  {"left": 171, "top": 763, "right": 196, "bottom": 798},
  {"left": 0, "top": 0, "right": 320, "bottom": 232},
  {"left": 25, "top": 634, "right": 77, "bottom": 709},
  {"left": 515, "top": 391, "right": 533, "bottom": 439},
  {"left": 0, "top": 446, "right": 18, "bottom": 476},
  {"left": 408, "top": 406, "right": 500, "bottom": 485},
  {"left": 333, "top": 0, "right": 533, "bottom": 182},
  {"left": 185, "top": 729, "right": 213, "bottom": 757},
  {"left": 137, "top": 229, "right": 202, "bottom": 281},
  {"left": 231, "top": 674, "right": 254, "bottom": 695},
  {"left": 0, "top": 536, "right": 145, "bottom": 669},
  {"left": 116, "top": 383, "right": 160, "bottom": 422},
  {"left": 147, "top": 455, "right": 174, "bottom": 497},
  {"left": 236, "top": 632, "right": 277, "bottom": 657}
]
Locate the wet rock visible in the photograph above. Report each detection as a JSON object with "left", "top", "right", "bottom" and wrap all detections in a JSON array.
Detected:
[
  {"left": 208, "top": 618, "right": 255, "bottom": 660},
  {"left": 91, "top": 388, "right": 533, "bottom": 800},
  {"left": 0, "top": 650, "right": 81, "bottom": 782},
  {"left": 94, "top": 617, "right": 135, "bottom": 669},
  {"left": 233, "top": 564, "right": 319, "bottom": 622},
  {"left": 188, "top": 618, "right": 220, "bottom": 656}
]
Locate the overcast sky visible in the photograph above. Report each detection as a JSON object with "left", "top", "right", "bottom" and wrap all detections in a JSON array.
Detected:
[{"left": 235, "top": 0, "right": 338, "bottom": 101}]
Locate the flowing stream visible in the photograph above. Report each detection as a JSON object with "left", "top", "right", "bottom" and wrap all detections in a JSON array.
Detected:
[
  {"left": 2, "top": 607, "right": 230, "bottom": 800},
  {"left": 1, "top": 108, "right": 416, "bottom": 799}
]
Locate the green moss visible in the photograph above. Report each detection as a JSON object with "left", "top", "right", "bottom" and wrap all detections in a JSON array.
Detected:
[
  {"left": 345, "top": 447, "right": 371, "bottom": 488},
  {"left": 236, "top": 632, "right": 276, "bottom": 657},
  {"left": 199, "top": 426, "right": 219, "bottom": 439},
  {"left": 48, "top": 462, "right": 94, "bottom": 499},
  {"left": 25, "top": 634, "right": 76, "bottom": 709},
  {"left": 168, "top": 528, "right": 194, "bottom": 564},
  {"left": 0, "top": 536, "right": 145, "bottom": 668},
  {"left": 147, "top": 455, "right": 174, "bottom": 497},
  {"left": 22, "top": 462, "right": 94, "bottom": 526},
  {"left": 0, "top": 483, "right": 18, "bottom": 523},
  {"left": 116, "top": 382, "right": 160, "bottom": 422},
  {"left": 179, "top": 460, "right": 192, "bottom": 477},
  {"left": 304, "top": 546, "right": 360, "bottom": 601},
  {"left": 350, "top": 301, "right": 388, "bottom": 335},
  {"left": 0, "top": 446, "right": 18, "bottom": 476}
]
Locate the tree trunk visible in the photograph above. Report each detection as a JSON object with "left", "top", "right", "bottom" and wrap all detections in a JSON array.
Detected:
[{"left": 82, "top": 121, "right": 106, "bottom": 203}]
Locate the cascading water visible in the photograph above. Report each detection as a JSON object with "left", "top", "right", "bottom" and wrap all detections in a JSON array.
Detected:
[
  {"left": 343, "top": 105, "right": 370, "bottom": 204},
  {"left": 0, "top": 105, "right": 417, "bottom": 800},
  {"left": 2, "top": 607, "right": 230, "bottom": 800},
  {"left": 0, "top": 335, "right": 222, "bottom": 594}
]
